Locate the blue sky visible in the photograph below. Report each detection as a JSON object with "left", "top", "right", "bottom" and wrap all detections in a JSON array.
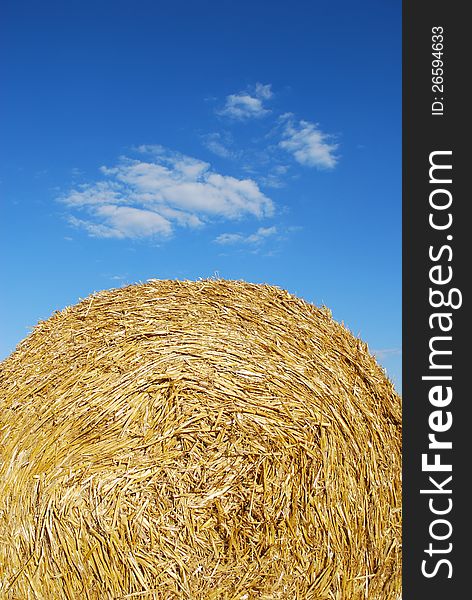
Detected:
[{"left": 0, "top": 0, "right": 401, "bottom": 390}]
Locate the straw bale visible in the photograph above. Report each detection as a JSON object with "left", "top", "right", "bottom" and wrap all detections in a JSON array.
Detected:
[{"left": 0, "top": 279, "right": 401, "bottom": 599}]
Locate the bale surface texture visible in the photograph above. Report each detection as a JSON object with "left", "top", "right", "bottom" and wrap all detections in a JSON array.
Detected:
[{"left": 0, "top": 280, "right": 401, "bottom": 599}]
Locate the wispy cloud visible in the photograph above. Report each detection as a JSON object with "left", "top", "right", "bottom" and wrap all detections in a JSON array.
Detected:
[
  {"left": 212, "top": 85, "right": 339, "bottom": 176},
  {"left": 69, "top": 206, "right": 172, "bottom": 239},
  {"left": 279, "top": 114, "right": 339, "bottom": 169},
  {"left": 218, "top": 83, "right": 273, "bottom": 120},
  {"left": 109, "top": 274, "right": 128, "bottom": 281},
  {"left": 202, "top": 132, "right": 233, "bottom": 158},
  {"left": 60, "top": 83, "right": 340, "bottom": 242},
  {"left": 254, "top": 83, "right": 273, "bottom": 100},
  {"left": 372, "top": 348, "right": 402, "bottom": 360},
  {"left": 256, "top": 164, "right": 291, "bottom": 189},
  {"left": 61, "top": 146, "right": 274, "bottom": 239},
  {"left": 215, "top": 226, "right": 277, "bottom": 245}
]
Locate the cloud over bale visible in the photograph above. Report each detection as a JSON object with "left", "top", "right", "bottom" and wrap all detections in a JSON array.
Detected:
[{"left": 0, "top": 280, "right": 401, "bottom": 599}]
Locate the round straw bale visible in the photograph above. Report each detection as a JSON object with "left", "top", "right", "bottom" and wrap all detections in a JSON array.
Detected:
[{"left": 0, "top": 279, "right": 401, "bottom": 599}]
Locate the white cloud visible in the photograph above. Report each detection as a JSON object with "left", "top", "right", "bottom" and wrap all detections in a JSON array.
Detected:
[
  {"left": 372, "top": 348, "right": 402, "bottom": 360},
  {"left": 61, "top": 147, "right": 273, "bottom": 239},
  {"left": 257, "top": 164, "right": 291, "bottom": 189},
  {"left": 110, "top": 274, "right": 127, "bottom": 281},
  {"left": 214, "top": 232, "right": 245, "bottom": 245},
  {"left": 202, "top": 132, "right": 232, "bottom": 158},
  {"left": 215, "top": 226, "right": 277, "bottom": 245},
  {"left": 68, "top": 207, "right": 172, "bottom": 239},
  {"left": 218, "top": 82, "right": 272, "bottom": 120},
  {"left": 220, "top": 94, "right": 268, "bottom": 120},
  {"left": 61, "top": 180, "right": 125, "bottom": 207},
  {"left": 97, "top": 205, "right": 172, "bottom": 238},
  {"left": 255, "top": 83, "right": 273, "bottom": 99},
  {"left": 279, "top": 115, "right": 339, "bottom": 169},
  {"left": 212, "top": 84, "right": 340, "bottom": 176}
]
